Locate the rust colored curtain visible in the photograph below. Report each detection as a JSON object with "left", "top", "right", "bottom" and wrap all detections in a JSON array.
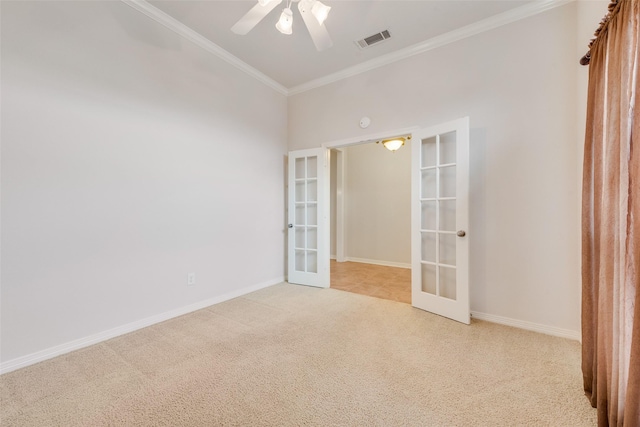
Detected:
[{"left": 582, "top": 1, "right": 640, "bottom": 426}]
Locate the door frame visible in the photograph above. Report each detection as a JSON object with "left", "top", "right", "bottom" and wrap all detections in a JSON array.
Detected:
[
  {"left": 321, "top": 126, "right": 420, "bottom": 280},
  {"left": 311, "top": 120, "right": 469, "bottom": 323},
  {"left": 322, "top": 126, "right": 420, "bottom": 151},
  {"left": 332, "top": 148, "right": 346, "bottom": 262}
]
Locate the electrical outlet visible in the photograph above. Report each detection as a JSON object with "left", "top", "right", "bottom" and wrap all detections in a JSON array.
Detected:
[{"left": 187, "top": 273, "right": 196, "bottom": 286}]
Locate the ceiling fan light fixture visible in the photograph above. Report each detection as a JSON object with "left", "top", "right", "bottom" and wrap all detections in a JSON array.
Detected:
[
  {"left": 311, "top": 1, "right": 331, "bottom": 25},
  {"left": 276, "top": 7, "right": 293, "bottom": 34},
  {"left": 232, "top": 0, "right": 332, "bottom": 51}
]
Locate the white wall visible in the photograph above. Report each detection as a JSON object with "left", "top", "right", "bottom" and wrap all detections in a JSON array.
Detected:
[
  {"left": 1, "top": 1, "right": 287, "bottom": 364},
  {"left": 342, "top": 142, "right": 411, "bottom": 266},
  {"left": 289, "top": 2, "right": 601, "bottom": 334}
]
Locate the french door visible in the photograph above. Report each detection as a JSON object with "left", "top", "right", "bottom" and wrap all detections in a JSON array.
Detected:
[
  {"left": 411, "top": 117, "right": 470, "bottom": 324},
  {"left": 287, "top": 148, "right": 330, "bottom": 287}
]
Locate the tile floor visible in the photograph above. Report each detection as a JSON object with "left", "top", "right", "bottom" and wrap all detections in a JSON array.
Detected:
[{"left": 330, "top": 260, "right": 411, "bottom": 304}]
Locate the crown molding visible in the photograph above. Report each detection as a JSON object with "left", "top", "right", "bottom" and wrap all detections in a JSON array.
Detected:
[
  {"left": 122, "top": 0, "right": 572, "bottom": 97},
  {"left": 121, "top": 0, "right": 288, "bottom": 96},
  {"left": 288, "top": 0, "right": 573, "bottom": 95}
]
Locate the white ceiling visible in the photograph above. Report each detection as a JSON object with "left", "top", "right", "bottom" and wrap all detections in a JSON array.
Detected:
[{"left": 147, "top": 0, "right": 535, "bottom": 90}]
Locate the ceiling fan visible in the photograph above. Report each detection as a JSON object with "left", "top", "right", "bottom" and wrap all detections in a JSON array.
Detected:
[{"left": 231, "top": 0, "right": 333, "bottom": 52}]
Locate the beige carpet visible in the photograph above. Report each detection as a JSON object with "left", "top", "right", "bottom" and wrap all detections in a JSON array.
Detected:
[{"left": 1, "top": 283, "right": 596, "bottom": 426}]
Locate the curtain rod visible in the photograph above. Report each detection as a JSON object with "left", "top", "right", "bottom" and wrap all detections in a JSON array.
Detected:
[{"left": 580, "top": 0, "right": 621, "bottom": 65}]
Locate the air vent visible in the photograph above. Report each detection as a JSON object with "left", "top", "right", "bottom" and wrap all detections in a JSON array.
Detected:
[{"left": 355, "top": 30, "right": 391, "bottom": 49}]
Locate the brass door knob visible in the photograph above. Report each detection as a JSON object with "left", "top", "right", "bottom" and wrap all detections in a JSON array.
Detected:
[{"left": 457, "top": 230, "right": 466, "bottom": 237}]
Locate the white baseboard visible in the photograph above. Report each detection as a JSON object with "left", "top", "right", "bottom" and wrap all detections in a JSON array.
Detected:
[
  {"left": 0, "top": 277, "right": 284, "bottom": 375},
  {"left": 343, "top": 257, "right": 411, "bottom": 269},
  {"left": 470, "top": 311, "right": 581, "bottom": 342}
]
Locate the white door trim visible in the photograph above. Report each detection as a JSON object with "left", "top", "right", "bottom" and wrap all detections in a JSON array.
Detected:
[
  {"left": 322, "top": 126, "right": 420, "bottom": 150},
  {"left": 334, "top": 148, "right": 346, "bottom": 262},
  {"left": 323, "top": 126, "right": 419, "bottom": 265}
]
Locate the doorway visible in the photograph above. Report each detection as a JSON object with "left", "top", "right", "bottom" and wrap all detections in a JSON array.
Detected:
[
  {"left": 287, "top": 118, "right": 470, "bottom": 324},
  {"left": 328, "top": 140, "right": 412, "bottom": 304}
]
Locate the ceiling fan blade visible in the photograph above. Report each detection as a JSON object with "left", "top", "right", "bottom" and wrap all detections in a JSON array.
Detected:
[
  {"left": 231, "top": 0, "right": 283, "bottom": 35},
  {"left": 297, "top": 1, "right": 333, "bottom": 51}
]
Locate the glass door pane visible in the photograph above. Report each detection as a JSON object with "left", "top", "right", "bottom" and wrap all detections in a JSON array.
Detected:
[
  {"left": 418, "top": 132, "right": 458, "bottom": 300},
  {"left": 293, "top": 156, "right": 318, "bottom": 274},
  {"left": 288, "top": 148, "right": 329, "bottom": 288}
]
